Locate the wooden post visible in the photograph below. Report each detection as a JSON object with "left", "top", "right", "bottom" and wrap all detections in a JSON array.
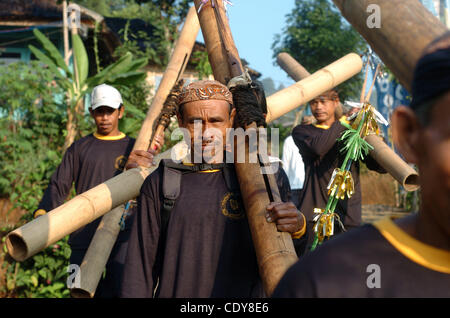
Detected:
[{"left": 332, "top": 0, "right": 448, "bottom": 91}]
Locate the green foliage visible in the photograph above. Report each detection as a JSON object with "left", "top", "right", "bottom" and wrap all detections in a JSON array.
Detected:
[
  {"left": 0, "top": 30, "right": 151, "bottom": 297},
  {"left": 191, "top": 51, "right": 213, "bottom": 80},
  {"left": 272, "top": 0, "right": 367, "bottom": 101},
  {"left": 338, "top": 123, "right": 373, "bottom": 161},
  {"left": 1, "top": 236, "right": 71, "bottom": 298},
  {"left": 30, "top": 28, "right": 148, "bottom": 114},
  {"left": 0, "top": 61, "right": 72, "bottom": 297},
  {"left": 0, "top": 62, "right": 66, "bottom": 211}
]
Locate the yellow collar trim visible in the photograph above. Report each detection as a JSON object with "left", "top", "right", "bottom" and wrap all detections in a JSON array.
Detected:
[
  {"left": 314, "top": 124, "right": 330, "bottom": 130},
  {"left": 339, "top": 116, "right": 350, "bottom": 125},
  {"left": 374, "top": 217, "right": 450, "bottom": 274},
  {"left": 314, "top": 117, "right": 349, "bottom": 130},
  {"left": 93, "top": 132, "right": 126, "bottom": 140},
  {"left": 182, "top": 162, "right": 220, "bottom": 173}
]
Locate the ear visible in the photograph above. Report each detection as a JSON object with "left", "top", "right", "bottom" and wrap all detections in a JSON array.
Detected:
[
  {"left": 391, "top": 105, "right": 421, "bottom": 164},
  {"left": 118, "top": 106, "right": 124, "bottom": 119},
  {"left": 229, "top": 107, "right": 236, "bottom": 124}
]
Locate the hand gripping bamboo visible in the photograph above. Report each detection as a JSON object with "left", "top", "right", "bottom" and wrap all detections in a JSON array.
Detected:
[{"left": 276, "top": 52, "right": 419, "bottom": 191}]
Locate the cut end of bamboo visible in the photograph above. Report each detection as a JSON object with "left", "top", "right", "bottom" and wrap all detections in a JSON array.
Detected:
[
  {"left": 404, "top": 173, "right": 420, "bottom": 192},
  {"left": 70, "top": 288, "right": 93, "bottom": 298},
  {"left": 6, "top": 232, "right": 28, "bottom": 262}
]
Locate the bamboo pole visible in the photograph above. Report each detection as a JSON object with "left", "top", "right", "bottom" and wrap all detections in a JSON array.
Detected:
[
  {"left": 332, "top": 0, "right": 448, "bottom": 91},
  {"left": 365, "top": 134, "right": 419, "bottom": 192},
  {"left": 69, "top": 8, "right": 199, "bottom": 297},
  {"left": 276, "top": 52, "right": 419, "bottom": 191},
  {"left": 69, "top": 205, "right": 125, "bottom": 298},
  {"left": 6, "top": 150, "right": 172, "bottom": 262},
  {"left": 195, "top": 0, "right": 298, "bottom": 296},
  {"left": 266, "top": 53, "right": 363, "bottom": 123},
  {"left": 133, "top": 6, "right": 200, "bottom": 151},
  {"left": 276, "top": 52, "right": 310, "bottom": 81}
]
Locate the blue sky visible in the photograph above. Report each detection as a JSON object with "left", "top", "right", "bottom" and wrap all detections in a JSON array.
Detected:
[{"left": 196, "top": 0, "right": 296, "bottom": 88}]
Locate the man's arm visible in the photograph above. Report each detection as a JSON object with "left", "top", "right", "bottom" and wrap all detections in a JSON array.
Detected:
[
  {"left": 292, "top": 121, "right": 345, "bottom": 162},
  {"left": 34, "top": 145, "right": 76, "bottom": 217},
  {"left": 119, "top": 178, "right": 161, "bottom": 298}
]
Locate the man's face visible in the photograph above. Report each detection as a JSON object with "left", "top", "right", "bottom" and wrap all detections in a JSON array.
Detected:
[
  {"left": 90, "top": 106, "right": 123, "bottom": 136},
  {"left": 415, "top": 92, "right": 450, "bottom": 234},
  {"left": 309, "top": 95, "right": 338, "bottom": 125},
  {"left": 177, "top": 99, "right": 235, "bottom": 162}
]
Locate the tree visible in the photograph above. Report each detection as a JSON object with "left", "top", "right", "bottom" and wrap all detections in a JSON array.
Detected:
[
  {"left": 272, "top": 0, "right": 367, "bottom": 102},
  {"left": 76, "top": 0, "right": 191, "bottom": 66}
]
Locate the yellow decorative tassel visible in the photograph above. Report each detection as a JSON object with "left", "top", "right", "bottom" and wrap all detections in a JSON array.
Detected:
[
  {"left": 327, "top": 168, "right": 354, "bottom": 200},
  {"left": 313, "top": 208, "right": 346, "bottom": 244},
  {"left": 313, "top": 209, "right": 335, "bottom": 243},
  {"left": 351, "top": 103, "right": 381, "bottom": 137}
]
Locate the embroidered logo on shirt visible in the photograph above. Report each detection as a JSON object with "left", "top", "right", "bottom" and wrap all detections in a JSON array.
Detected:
[
  {"left": 114, "top": 155, "right": 127, "bottom": 171},
  {"left": 221, "top": 192, "right": 245, "bottom": 220}
]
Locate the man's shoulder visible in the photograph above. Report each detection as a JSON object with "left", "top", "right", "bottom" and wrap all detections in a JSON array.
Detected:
[
  {"left": 140, "top": 163, "right": 164, "bottom": 194},
  {"left": 67, "top": 134, "right": 95, "bottom": 151},
  {"left": 292, "top": 124, "right": 315, "bottom": 134},
  {"left": 274, "top": 224, "right": 386, "bottom": 297},
  {"left": 288, "top": 225, "right": 385, "bottom": 278},
  {"left": 303, "top": 224, "right": 384, "bottom": 265}
]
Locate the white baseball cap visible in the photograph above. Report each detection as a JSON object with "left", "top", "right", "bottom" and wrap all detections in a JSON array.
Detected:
[{"left": 90, "top": 84, "right": 123, "bottom": 110}]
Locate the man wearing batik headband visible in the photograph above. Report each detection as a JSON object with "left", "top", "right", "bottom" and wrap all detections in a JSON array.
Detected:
[
  {"left": 120, "top": 80, "right": 306, "bottom": 298},
  {"left": 291, "top": 88, "right": 385, "bottom": 254},
  {"left": 273, "top": 32, "right": 450, "bottom": 298}
]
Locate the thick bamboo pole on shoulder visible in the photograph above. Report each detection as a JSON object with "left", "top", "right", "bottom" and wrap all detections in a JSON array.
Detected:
[
  {"left": 6, "top": 149, "right": 172, "bottom": 262},
  {"left": 195, "top": 0, "right": 297, "bottom": 296},
  {"left": 332, "top": 0, "right": 448, "bottom": 91},
  {"left": 266, "top": 53, "right": 363, "bottom": 123},
  {"left": 70, "top": 8, "right": 199, "bottom": 297},
  {"left": 276, "top": 52, "right": 419, "bottom": 191}
]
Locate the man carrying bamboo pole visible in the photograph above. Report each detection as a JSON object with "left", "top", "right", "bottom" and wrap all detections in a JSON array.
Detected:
[
  {"left": 33, "top": 84, "right": 161, "bottom": 297},
  {"left": 273, "top": 33, "right": 450, "bottom": 297},
  {"left": 292, "top": 89, "right": 385, "bottom": 253},
  {"left": 119, "top": 80, "right": 306, "bottom": 298}
]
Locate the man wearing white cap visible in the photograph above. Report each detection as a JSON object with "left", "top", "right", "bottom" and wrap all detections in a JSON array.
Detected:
[{"left": 34, "top": 84, "right": 160, "bottom": 297}]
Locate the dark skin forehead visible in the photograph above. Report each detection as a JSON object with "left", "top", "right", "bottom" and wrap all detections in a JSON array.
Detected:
[{"left": 179, "top": 99, "right": 232, "bottom": 124}]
